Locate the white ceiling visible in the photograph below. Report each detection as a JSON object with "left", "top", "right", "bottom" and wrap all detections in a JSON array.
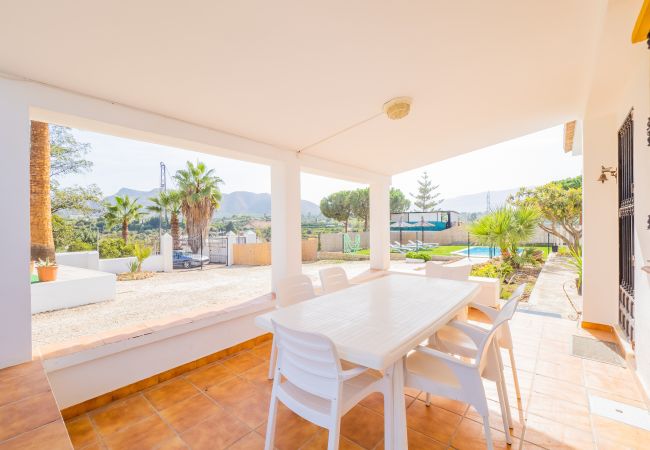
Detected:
[{"left": 0, "top": 1, "right": 607, "bottom": 175}]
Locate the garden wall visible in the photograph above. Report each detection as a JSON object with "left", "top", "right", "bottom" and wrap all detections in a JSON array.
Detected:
[{"left": 232, "top": 238, "right": 318, "bottom": 265}]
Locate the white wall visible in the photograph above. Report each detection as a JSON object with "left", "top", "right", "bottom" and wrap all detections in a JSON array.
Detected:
[
  {"left": 581, "top": 0, "right": 650, "bottom": 392},
  {"left": 56, "top": 251, "right": 100, "bottom": 270}
]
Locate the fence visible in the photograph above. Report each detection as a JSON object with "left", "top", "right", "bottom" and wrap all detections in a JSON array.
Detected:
[{"left": 232, "top": 238, "right": 318, "bottom": 266}]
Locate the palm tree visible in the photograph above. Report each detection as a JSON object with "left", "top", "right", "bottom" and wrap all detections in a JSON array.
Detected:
[
  {"left": 104, "top": 195, "right": 144, "bottom": 242},
  {"left": 174, "top": 161, "right": 223, "bottom": 252},
  {"left": 148, "top": 190, "right": 183, "bottom": 250},
  {"left": 468, "top": 206, "right": 540, "bottom": 258},
  {"left": 30, "top": 121, "right": 55, "bottom": 261}
]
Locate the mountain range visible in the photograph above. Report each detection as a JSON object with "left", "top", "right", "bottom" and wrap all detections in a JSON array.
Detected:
[
  {"left": 104, "top": 188, "right": 321, "bottom": 217},
  {"left": 103, "top": 186, "right": 524, "bottom": 217}
]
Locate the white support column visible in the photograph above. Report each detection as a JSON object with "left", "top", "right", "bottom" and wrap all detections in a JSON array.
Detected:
[
  {"left": 369, "top": 177, "right": 392, "bottom": 271},
  {"left": 271, "top": 158, "right": 302, "bottom": 292},
  {"left": 0, "top": 96, "right": 32, "bottom": 368}
]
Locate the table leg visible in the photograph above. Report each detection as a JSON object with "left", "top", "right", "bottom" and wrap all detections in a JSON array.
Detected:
[{"left": 383, "top": 358, "right": 408, "bottom": 450}]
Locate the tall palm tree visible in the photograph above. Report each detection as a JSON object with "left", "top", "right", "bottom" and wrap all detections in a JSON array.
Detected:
[
  {"left": 148, "top": 190, "right": 183, "bottom": 250},
  {"left": 30, "top": 121, "right": 55, "bottom": 261},
  {"left": 174, "top": 161, "right": 223, "bottom": 252},
  {"left": 468, "top": 206, "right": 540, "bottom": 258},
  {"left": 104, "top": 195, "right": 144, "bottom": 242}
]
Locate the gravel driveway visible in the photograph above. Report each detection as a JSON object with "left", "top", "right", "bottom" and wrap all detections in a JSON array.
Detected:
[{"left": 32, "top": 260, "right": 393, "bottom": 347}]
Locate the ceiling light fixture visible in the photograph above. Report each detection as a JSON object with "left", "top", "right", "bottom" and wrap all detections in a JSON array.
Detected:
[{"left": 297, "top": 96, "right": 413, "bottom": 154}]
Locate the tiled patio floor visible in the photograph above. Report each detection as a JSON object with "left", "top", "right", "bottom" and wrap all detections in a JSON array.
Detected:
[{"left": 65, "top": 311, "right": 650, "bottom": 449}]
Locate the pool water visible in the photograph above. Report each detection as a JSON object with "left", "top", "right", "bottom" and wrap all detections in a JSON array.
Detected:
[{"left": 453, "top": 246, "right": 521, "bottom": 257}]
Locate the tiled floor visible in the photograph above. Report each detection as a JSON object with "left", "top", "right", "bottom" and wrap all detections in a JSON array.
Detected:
[{"left": 65, "top": 311, "right": 650, "bottom": 449}]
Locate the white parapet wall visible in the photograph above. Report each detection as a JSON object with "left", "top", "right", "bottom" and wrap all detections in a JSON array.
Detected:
[{"left": 31, "top": 266, "right": 116, "bottom": 314}]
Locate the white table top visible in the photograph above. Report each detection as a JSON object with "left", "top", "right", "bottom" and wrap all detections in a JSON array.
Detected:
[{"left": 255, "top": 274, "right": 480, "bottom": 370}]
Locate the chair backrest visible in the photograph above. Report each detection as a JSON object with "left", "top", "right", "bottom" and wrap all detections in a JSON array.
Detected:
[
  {"left": 425, "top": 262, "right": 471, "bottom": 281},
  {"left": 319, "top": 267, "right": 350, "bottom": 294},
  {"left": 271, "top": 320, "right": 342, "bottom": 399},
  {"left": 276, "top": 274, "right": 315, "bottom": 307},
  {"left": 495, "top": 283, "right": 524, "bottom": 348}
]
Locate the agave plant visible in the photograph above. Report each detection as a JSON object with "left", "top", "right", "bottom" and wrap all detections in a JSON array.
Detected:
[
  {"left": 567, "top": 245, "right": 583, "bottom": 292},
  {"left": 133, "top": 242, "right": 152, "bottom": 272}
]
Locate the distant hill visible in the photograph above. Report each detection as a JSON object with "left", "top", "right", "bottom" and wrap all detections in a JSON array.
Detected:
[
  {"left": 438, "top": 188, "right": 521, "bottom": 213},
  {"left": 103, "top": 188, "right": 321, "bottom": 217}
]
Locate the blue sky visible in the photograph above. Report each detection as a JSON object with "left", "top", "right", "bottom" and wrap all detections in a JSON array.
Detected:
[{"left": 59, "top": 125, "right": 582, "bottom": 204}]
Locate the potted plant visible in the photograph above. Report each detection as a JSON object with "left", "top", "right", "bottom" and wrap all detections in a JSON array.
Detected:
[
  {"left": 36, "top": 258, "right": 58, "bottom": 282},
  {"left": 29, "top": 260, "right": 35, "bottom": 275}
]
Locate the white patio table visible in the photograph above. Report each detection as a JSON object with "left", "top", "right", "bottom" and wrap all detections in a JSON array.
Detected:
[{"left": 255, "top": 273, "right": 480, "bottom": 449}]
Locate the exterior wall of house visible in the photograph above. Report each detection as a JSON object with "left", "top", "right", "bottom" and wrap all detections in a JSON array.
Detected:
[{"left": 582, "top": 0, "right": 650, "bottom": 392}]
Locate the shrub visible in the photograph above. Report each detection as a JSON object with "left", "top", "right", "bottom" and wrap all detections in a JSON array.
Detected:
[
  {"left": 67, "top": 240, "right": 94, "bottom": 252},
  {"left": 405, "top": 251, "right": 431, "bottom": 261},
  {"left": 99, "top": 238, "right": 135, "bottom": 259},
  {"left": 133, "top": 243, "right": 152, "bottom": 272},
  {"left": 557, "top": 246, "right": 571, "bottom": 256},
  {"left": 471, "top": 263, "right": 499, "bottom": 279}
]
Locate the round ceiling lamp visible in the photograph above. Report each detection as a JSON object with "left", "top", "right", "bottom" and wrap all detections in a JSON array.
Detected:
[{"left": 383, "top": 97, "right": 412, "bottom": 120}]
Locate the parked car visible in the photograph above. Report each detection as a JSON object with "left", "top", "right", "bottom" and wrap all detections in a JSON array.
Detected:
[{"left": 173, "top": 251, "right": 210, "bottom": 269}]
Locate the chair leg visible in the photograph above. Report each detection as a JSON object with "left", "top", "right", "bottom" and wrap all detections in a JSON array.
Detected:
[
  {"left": 495, "top": 374, "right": 513, "bottom": 444},
  {"left": 327, "top": 418, "right": 341, "bottom": 450},
  {"left": 264, "top": 395, "right": 279, "bottom": 450},
  {"left": 267, "top": 337, "right": 276, "bottom": 380},
  {"left": 509, "top": 347, "right": 521, "bottom": 400},
  {"left": 425, "top": 392, "right": 431, "bottom": 407},
  {"left": 495, "top": 345, "right": 513, "bottom": 429},
  {"left": 482, "top": 415, "right": 495, "bottom": 450}
]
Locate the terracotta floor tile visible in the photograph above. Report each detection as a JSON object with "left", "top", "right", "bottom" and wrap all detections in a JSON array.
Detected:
[
  {"left": 583, "top": 371, "right": 642, "bottom": 401},
  {"left": 90, "top": 395, "right": 154, "bottom": 436},
  {"left": 0, "top": 364, "right": 51, "bottom": 408},
  {"left": 339, "top": 404, "right": 384, "bottom": 449},
  {"left": 587, "top": 388, "right": 648, "bottom": 409},
  {"left": 239, "top": 363, "right": 274, "bottom": 393},
  {"left": 530, "top": 374, "right": 588, "bottom": 406},
  {"left": 591, "top": 414, "right": 650, "bottom": 449},
  {"left": 227, "top": 431, "right": 265, "bottom": 450},
  {"left": 250, "top": 343, "right": 273, "bottom": 361},
  {"left": 256, "top": 404, "right": 320, "bottom": 450},
  {"left": 0, "top": 420, "right": 72, "bottom": 450},
  {"left": 206, "top": 376, "right": 261, "bottom": 409},
  {"left": 582, "top": 359, "right": 635, "bottom": 382},
  {"left": 221, "top": 352, "right": 265, "bottom": 374},
  {"left": 464, "top": 400, "right": 525, "bottom": 438},
  {"left": 222, "top": 388, "right": 271, "bottom": 429},
  {"left": 357, "top": 392, "right": 415, "bottom": 415},
  {"left": 413, "top": 393, "right": 468, "bottom": 416},
  {"left": 158, "top": 393, "right": 222, "bottom": 433},
  {"left": 534, "top": 359, "right": 584, "bottom": 385},
  {"left": 451, "top": 418, "right": 519, "bottom": 450},
  {"left": 299, "top": 429, "right": 363, "bottom": 450},
  {"left": 527, "top": 392, "right": 592, "bottom": 432},
  {"left": 184, "top": 363, "right": 235, "bottom": 391},
  {"left": 522, "top": 413, "right": 596, "bottom": 450},
  {"left": 144, "top": 378, "right": 200, "bottom": 411},
  {"left": 0, "top": 391, "right": 61, "bottom": 441},
  {"left": 406, "top": 399, "right": 462, "bottom": 444},
  {"left": 181, "top": 407, "right": 250, "bottom": 450},
  {"left": 102, "top": 414, "right": 176, "bottom": 450},
  {"left": 155, "top": 436, "right": 188, "bottom": 449},
  {"left": 65, "top": 415, "right": 98, "bottom": 449}
]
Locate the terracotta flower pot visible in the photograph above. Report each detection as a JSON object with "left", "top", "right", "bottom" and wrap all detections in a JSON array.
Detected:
[{"left": 37, "top": 265, "right": 58, "bottom": 282}]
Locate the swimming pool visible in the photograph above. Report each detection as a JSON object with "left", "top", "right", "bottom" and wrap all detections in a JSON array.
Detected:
[{"left": 453, "top": 246, "right": 521, "bottom": 257}]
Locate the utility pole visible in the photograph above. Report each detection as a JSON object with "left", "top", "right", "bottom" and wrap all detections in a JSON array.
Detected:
[
  {"left": 159, "top": 162, "right": 167, "bottom": 244},
  {"left": 486, "top": 191, "right": 491, "bottom": 212}
]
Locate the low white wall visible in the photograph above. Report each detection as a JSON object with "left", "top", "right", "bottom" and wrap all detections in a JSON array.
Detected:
[
  {"left": 44, "top": 298, "right": 274, "bottom": 408},
  {"left": 31, "top": 266, "right": 116, "bottom": 314},
  {"left": 55, "top": 251, "right": 99, "bottom": 270},
  {"left": 98, "top": 255, "right": 165, "bottom": 274}
]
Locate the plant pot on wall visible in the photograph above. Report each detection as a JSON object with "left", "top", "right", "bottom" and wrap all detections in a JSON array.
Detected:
[{"left": 37, "top": 265, "right": 58, "bottom": 282}]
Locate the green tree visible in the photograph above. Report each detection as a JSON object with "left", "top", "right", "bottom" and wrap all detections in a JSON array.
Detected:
[
  {"left": 174, "top": 161, "right": 223, "bottom": 252},
  {"left": 148, "top": 190, "right": 183, "bottom": 249},
  {"left": 350, "top": 188, "right": 370, "bottom": 231},
  {"left": 320, "top": 191, "right": 353, "bottom": 232},
  {"left": 50, "top": 125, "right": 93, "bottom": 178},
  {"left": 509, "top": 176, "right": 582, "bottom": 250},
  {"left": 410, "top": 172, "right": 442, "bottom": 211},
  {"left": 468, "top": 206, "right": 540, "bottom": 260},
  {"left": 390, "top": 187, "right": 411, "bottom": 213},
  {"left": 104, "top": 195, "right": 144, "bottom": 242},
  {"left": 51, "top": 184, "right": 103, "bottom": 215}
]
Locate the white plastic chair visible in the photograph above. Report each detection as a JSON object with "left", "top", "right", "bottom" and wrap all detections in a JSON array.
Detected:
[
  {"left": 433, "top": 284, "right": 525, "bottom": 400},
  {"left": 267, "top": 275, "right": 316, "bottom": 379},
  {"left": 405, "top": 297, "right": 519, "bottom": 450},
  {"left": 265, "top": 320, "right": 388, "bottom": 450},
  {"left": 319, "top": 266, "right": 350, "bottom": 294},
  {"left": 425, "top": 261, "right": 471, "bottom": 280}
]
